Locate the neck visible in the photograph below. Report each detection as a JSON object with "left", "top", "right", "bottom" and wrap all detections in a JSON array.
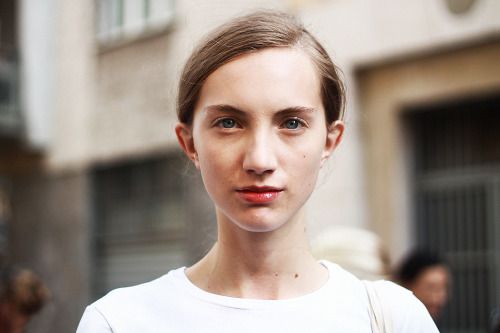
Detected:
[{"left": 185, "top": 208, "right": 329, "bottom": 299}]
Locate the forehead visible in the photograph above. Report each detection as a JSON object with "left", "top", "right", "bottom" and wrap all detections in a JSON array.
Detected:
[
  {"left": 212, "top": 47, "right": 319, "bottom": 83},
  {"left": 194, "top": 48, "right": 322, "bottom": 116},
  {"left": 419, "top": 265, "right": 450, "bottom": 283}
]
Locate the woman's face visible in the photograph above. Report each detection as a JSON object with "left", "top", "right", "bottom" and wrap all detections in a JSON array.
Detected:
[{"left": 176, "top": 48, "right": 343, "bottom": 233}]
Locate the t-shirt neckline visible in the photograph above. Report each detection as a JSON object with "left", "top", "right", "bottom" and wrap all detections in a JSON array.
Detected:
[{"left": 171, "top": 260, "right": 336, "bottom": 310}]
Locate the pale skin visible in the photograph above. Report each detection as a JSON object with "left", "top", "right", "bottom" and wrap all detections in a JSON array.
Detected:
[{"left": 176, "top": 48, "right": 344, "bottom": 300}]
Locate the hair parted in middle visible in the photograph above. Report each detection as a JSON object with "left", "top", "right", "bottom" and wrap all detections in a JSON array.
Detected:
[{"left": 177, "top": 10, "right": 345, "bottom": 127}]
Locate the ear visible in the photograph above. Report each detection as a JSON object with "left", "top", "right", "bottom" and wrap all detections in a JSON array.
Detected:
[
  {"left": 175, "top": 123, "right": 200, "bottom": 169},
  {"left": 320, "top": 120, "right": 344, "bottom": 167}
]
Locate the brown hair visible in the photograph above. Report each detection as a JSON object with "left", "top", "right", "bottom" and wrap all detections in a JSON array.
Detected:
[
  {"left": 1, "top": 268, "right": 50, "bottom": 316},
  {"left": 177, "top": 10, "right": 345, "bottom": 126}
]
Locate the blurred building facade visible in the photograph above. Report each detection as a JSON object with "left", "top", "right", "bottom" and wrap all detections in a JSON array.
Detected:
[{"left": 0, "top": 0, "right": 499, "bottom": 332}]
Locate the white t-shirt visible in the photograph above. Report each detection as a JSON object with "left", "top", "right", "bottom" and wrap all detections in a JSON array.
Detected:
[{"left": 76, "top": 261, "right": 438, "bottom": 332}]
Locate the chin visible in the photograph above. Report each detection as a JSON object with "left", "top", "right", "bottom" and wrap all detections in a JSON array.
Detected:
[
  {"left": 231, "top": 212, "right": 289, "bottom": 233},
  {"left": 238, "top": 224, "right": 283, "bottom": 233},
  {"left": 233, "top": 217, "right": 285, "bottom": 233}
]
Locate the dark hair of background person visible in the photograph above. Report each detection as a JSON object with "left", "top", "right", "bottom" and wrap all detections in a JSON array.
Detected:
[{"left": 395, "top": 250, "right": 445, "bottom": 285}]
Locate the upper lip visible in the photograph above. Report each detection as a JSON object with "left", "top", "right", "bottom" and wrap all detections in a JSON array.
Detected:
[{"left": 236, "top": 186, "right": 283, "bottom": 192}]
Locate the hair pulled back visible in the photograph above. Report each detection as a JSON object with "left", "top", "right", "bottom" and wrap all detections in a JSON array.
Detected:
[{"left": 177, "top": 10, "right": 345, "bottom": 126}]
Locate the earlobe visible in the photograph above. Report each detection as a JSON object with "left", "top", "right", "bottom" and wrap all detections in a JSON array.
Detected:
[
  {"left": 320, "top": 120, "right": 344, "bottom": 167},
  {"left": 175, "top": 123, "right": 200, "bottom": 169}
]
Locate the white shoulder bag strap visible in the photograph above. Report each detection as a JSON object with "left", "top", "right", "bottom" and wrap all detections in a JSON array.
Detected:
[{"left": 363, "top": 280, "right": 395, "bottom": 333}]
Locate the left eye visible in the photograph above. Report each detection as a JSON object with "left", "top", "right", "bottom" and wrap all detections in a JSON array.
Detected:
[
  {"left": 284, "top": 119, "right": 302, "bottom": 129},
  {"left": 219, "top": 118, "right": 236, "bottom": 128}
]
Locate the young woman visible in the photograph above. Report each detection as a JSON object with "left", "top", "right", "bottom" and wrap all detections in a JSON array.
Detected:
[{"left": 77, "top": 10, "right": 438, "bottom": 332}]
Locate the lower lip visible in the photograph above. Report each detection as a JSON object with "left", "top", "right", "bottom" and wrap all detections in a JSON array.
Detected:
[{"left": 237, "top": 191, "right": 282, "bottom": 204}]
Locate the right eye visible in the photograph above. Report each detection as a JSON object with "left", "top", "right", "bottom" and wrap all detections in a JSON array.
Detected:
[{"left": 217, "top": 118, "right": 237, "bottom": 128}]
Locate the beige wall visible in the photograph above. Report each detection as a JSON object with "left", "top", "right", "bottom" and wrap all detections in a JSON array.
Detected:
[
  {"left": 92, "top": 34, "right": 178, "bottom": 164},
  {"left": 47, "top": 0, "right": 96, "bottom": 171}
]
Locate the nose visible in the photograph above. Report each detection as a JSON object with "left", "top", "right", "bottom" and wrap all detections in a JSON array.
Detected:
[{"left": 242, "top": 130, "right": 277, "bottom": 175}]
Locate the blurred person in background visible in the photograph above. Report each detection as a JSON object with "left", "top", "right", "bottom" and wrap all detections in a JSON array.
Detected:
[
  {"left": 310, "top": 226, "right": 391, "bottom": 281},
  {"left": 395, "top": 250, "right": 451, "bottom": 321},
  {"left": 0, "top": 267, "right": 50, "bottom": 333}
]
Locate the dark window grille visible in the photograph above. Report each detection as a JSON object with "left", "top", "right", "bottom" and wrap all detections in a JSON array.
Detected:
[{"left": 92, "top": 154, "right": 195, "bottom": 297}]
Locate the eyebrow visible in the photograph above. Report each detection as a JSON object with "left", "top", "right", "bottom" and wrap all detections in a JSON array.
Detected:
[
  {"left": 203, "top": 104, "right": 317, "bottom": 116},
  {"left": 204, "top": 104, "right": 246, "bottom": 116},
  {"left": 275, "top": 106, "right": 317, "bottom": 117}
]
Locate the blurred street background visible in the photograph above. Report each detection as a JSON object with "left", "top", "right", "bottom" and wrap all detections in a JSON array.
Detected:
[{"left": 0, "top": 0, "right": 499, "bottom": 331}]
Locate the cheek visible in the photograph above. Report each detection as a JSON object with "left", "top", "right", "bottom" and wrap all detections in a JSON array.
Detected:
[
  {"left": 196, "top": 141, "right": 236, "bottom": 190},
  {"left": 197, "top": 145, "right": 220, "bottom": 175},
  {"left": 300, "top": 135, "right": 326, "bottom": 168},
  {"left": 288, "top": 140, "right": 325, "bottom": 186}
]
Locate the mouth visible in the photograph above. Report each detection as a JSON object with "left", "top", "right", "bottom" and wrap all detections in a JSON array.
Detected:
[{"left": 236, "top": 186, "right": 283, "bottom": 204}]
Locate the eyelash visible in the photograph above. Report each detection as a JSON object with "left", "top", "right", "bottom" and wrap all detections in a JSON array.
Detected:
[
  {"left": 212, "top": 117, "right": 307, "bottom": 130},
  {"left": 280, "top": 117, "right": 306, "bottom": 130},
  {"left": 213, "top": 117, "right": 239, "bottom": 129}
]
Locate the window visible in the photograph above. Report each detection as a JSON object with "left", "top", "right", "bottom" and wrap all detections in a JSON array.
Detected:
[
  {"left": 92, "top": 154, "right": 215, "bottom": 297},
  {"left": 97, "top": 0, "right": 174, "bottom": 45},
  {"left": 408, "top": 95, "right": 500, "bottom": 332}
]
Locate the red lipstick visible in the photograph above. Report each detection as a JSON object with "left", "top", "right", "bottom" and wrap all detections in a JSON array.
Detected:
[{"left": 236, "top": 186, "right": 282, "bottom": 204}]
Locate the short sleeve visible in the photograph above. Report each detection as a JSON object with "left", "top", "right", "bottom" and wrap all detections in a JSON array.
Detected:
[
  {"left": 373, "top": 280, "right": 439, "bottom": 332},
  {"left": 76, "top": 306, "right": 113, "bottom": 333}
]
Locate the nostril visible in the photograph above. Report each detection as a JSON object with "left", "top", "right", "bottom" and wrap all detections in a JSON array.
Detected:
[{"left": 242, "top": 140, "right": 277, "bottom": 174}]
